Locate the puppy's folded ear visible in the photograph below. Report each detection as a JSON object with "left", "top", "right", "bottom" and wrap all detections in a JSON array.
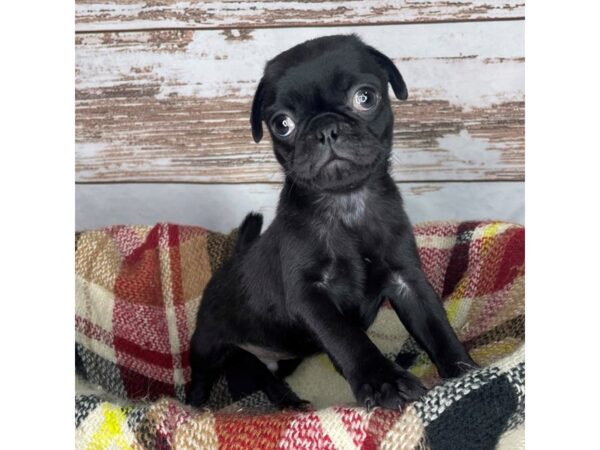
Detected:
[
  {"left": 366, "top": 46, "right": 408, "bottom": 101},
  {"left": 250, "top": 78, "right": 265, "bottom": 143}
]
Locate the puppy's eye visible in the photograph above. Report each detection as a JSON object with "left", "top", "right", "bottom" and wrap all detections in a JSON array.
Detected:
[
  {"left": 352, "top": 87, "right": 379, "bottom": 112},
  {"left": 271, "top": 114, "right": 296, "bottom": 137}
]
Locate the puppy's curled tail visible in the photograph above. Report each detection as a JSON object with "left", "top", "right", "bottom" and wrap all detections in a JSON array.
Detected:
[{"left": 235, "top": 212, "right": 263, "bottom": 254}]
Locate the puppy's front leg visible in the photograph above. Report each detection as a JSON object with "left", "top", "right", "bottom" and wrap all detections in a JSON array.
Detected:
[
  {"left": 384, "top": 267, "right": 478, "bottom": 378},
  {"left": 289, "top": 285, "right": 426, "bottom": 409}
]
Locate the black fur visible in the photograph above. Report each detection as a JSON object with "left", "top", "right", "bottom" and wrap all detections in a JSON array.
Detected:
[{"left": 188, "top": 35, "right": 477, "bottom": 410}]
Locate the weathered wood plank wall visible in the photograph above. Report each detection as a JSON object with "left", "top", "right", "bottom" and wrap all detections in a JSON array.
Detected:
[
  {"left": 75, "top": 1, "right": 524, "bottom": 230},
  {"left": 75, "top": 22, "right": 524, "bottom": 183},
  {"left": 75, "top": 1, "right": 525, "bottom": 31}
]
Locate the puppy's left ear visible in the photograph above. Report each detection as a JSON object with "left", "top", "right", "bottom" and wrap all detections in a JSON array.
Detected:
[
  {"left": 366, "top": 46, "right": 408, "bottom": 101},
  {"left": 250, "top": 78, "right": 265, "bottom": 143}
]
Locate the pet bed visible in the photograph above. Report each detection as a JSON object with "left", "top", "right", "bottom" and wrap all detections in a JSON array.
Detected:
[{"left": 75, "top": 221, "right": 524, "bottom": 449}]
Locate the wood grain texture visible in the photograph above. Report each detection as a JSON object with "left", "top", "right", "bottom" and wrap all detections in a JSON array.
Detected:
[
  {"left": 75, "top": 0, "right": 525, "bottom": 32},
  {"left": 75, "top": 181, "right": 524, "bottom": 232},
  {"left": 75, "top": 21, "right": 524, "bottom": 183}
]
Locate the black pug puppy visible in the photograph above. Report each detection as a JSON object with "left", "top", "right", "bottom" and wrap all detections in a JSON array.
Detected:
[{"left": 187, "top": 34, "right": 477, "bottom": 411}]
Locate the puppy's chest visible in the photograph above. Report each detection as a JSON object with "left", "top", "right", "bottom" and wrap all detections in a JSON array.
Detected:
[
  {"left": 314, "top": 189, "right": 374, "bottom": 229},
  {"left": 316, "top": 194, "right": 394, "bottom": 243},
  {"left": 316, "top": 213, "right": 393, "bottom": 261},
  {"left": 314, "top": 252, "right": 384, "bottom": 330},
  {"left": 313, "top": 213, "right": 393, "bottom": 289},
  {"left": 315, "top": 254, "right": 364, "bottom": 292}
]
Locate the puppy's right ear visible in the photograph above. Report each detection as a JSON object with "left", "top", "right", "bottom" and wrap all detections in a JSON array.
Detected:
[{"left": 250, "top": 78, "right": 265, "bottom": 143}]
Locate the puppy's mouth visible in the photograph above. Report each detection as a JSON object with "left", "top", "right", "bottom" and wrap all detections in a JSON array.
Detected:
[
  {"left": 318, "top": 155, "right": 355, "bottom": 174},
  {"left": 312, "top": 153, "right": 381, "bottom": 193}
]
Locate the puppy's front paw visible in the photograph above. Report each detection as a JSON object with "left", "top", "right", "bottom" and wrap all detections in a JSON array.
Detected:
[{"left": 350, "top": 358, "right": 427, "bottom": 410}]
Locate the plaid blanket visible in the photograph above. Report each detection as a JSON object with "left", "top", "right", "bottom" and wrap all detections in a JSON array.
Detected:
[{"left": 75, "top": 221, "right": 525, "bottom": 449}]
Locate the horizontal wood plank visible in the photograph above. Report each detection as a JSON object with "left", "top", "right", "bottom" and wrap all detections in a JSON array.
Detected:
[
  {"left": 75, "top": 1, "right": 525, "bottom": 32},
  {"left": 75, "top": 181, "right": 524, "bottom": 232},
  {"left": 76, "top": 21, "right": 524, "bottom": 183}
]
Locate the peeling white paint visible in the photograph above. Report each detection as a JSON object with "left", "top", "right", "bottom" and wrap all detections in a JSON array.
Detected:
[
  {"left": 76, "top": 21, "right": 524, "bottom": 107},
  {"left": 76, "top": 1, "right": 525, "bottom": 32},
  {"left": 75, "top": 141, "right": 110, "bottom": 159},
  {"left": 436, "top": 129, "right": 502, "bottom": 167}
]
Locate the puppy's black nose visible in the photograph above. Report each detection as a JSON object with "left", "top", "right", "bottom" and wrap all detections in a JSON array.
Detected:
[{"left": 317, "top": 123, "right": 339, "bottom": 145}]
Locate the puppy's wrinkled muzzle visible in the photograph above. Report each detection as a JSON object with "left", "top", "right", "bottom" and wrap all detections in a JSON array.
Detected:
[
  {"left": 306, "top": 114, "right": 347, "bottom": 171},
  {"left": 293, "top": 113, "right": 375, "bottom": 184}
]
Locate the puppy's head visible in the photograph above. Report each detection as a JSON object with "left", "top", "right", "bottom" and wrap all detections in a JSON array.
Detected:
[{"left": 251, "top": 35, "right": 407, "bottom": 193}]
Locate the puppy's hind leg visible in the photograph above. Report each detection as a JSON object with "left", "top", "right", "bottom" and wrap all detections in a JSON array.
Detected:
[
  {"left": 186, "top": 335, "right": 230, "bottom": 408},
  {"left": 225, "top": 349, "right": 310, "bottom": 411},
  {"left": 275, "top": 357, "right": 304, "bottom": 379}
]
